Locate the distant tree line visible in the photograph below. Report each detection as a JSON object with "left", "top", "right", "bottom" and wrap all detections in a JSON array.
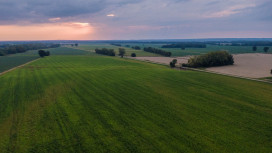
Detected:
[
  {"left": 132, "top": 46, "right": 141, "bottom": 50},
  {"left": 95, "top": 48, "right": 115, "bottom": 56},
  {"left": 182, "top": 51, "right": 234, "bottom": 68},
  {"left": 0, "top": 43, "right": 60, "bottom": 56},
  {"left": 230, "top": 41, "right": 272, "bottom": 46},
  {"left": 162, "top": 42, "right": 207, "bottom": 49},
  {"left": 143, "top": 47, "right": 171, "bottom": 57},
  {"left": 111, "top": 43, "right": 122, "bottom": 47}
]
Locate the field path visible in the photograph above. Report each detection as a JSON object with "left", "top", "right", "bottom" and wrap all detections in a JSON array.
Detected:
[{"left": 0, "top": 58, "right": 40, "bottom": 76}]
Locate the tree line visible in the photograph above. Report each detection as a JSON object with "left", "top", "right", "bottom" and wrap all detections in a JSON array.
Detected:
[
  {"left": 182, "top": 51, "right": 234, "bottom": 68},
  {"left": 0, "top": 43, "right": 60, "bottom": 56},
  {"left": 95, "top": 48, "right": 115, "bottom": 56},
  {"left": 111, "top": 43, "right": 122, "bottom": 47},
  {"left": 143, "top": 47, "right": 171, "bottom": 57},
  {"left": 162, "top": 42, "right": 207, "bottom": 49},
  {"left": 252, "top": 46, "right": 270, "bottom": 53}
]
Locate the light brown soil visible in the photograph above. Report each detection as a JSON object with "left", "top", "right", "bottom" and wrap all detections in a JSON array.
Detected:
[
  {"left": 131, "top": 56, "right": 190, "bottom": 65},
  {"left": 207, "top": 53, "right": 272, "bottom": 78}
]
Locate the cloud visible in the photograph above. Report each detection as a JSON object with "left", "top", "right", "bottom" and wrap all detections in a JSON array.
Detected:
[
  {"left": 49, "top": 17, "right": 61, "bottom": 22},
  {"left": 107, "top": 14, "right": 115, "bottom": 17},
  {"left": 0, "top": 0, "right": 271, "bottom": 39},
  {"left": 203, "top": 4, "right": 256, "bottom": 18}
]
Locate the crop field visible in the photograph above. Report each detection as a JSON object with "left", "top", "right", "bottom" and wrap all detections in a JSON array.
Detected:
[
  {"left": 70, "top": 44, "right": 159, "bottom": 57},
  {"left": 0, "top": 48, "right": 272, "bottom": 152},
  {"left": 123, "top": 43, "right": 272, "bottom": 56},
  {"left": 0, "top": 47, "right": 88, "bottom": 73},
  {"left": 0, "top": 53, "right": 39, "bottom": 73}
]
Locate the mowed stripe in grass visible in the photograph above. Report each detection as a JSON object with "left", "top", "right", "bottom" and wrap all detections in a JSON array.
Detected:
[{"left": 0, "top": 55, "right": 272, "bottom": 152}]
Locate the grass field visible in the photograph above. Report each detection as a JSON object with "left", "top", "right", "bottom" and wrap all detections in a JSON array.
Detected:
[
  {"left": 0, "top": 52, "right": 39, "bottom": 73},
  {"left": 123, "top": 43, "right": 272, "bottom": 56},
  {"left": 0, "top": 49, "right": 272, "bottom": 152},
  {"left": 0, "top": 47, "right": 88, "bottom": 73}
]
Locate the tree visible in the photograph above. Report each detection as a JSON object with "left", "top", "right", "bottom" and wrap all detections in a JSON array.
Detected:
[
  {"left": 170, "top": 59, "right": 177, "bottom": 68},
  {"left": 264, "top": 47, "right": 269, "bottom": 53},
  {"left": 131, "top": 53, "right": 136, "bottom": 57},
  {"left": 38, "top": 50, "right": 50, "bottom": 57},
  {"left": 119, "top": 48, "right": 126, "bottom": 58},
  {"left": 252, "top": 46, "right": 257, "bottom": 51},
  {"left": 75, "top": 43, "right": 78, "bottom": 47},
  {"left": 38, "top": 50, "right": 46, "bottom": 57}
]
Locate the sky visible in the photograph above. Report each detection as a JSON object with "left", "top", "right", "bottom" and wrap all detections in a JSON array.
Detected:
[{"left": 0, "top": 0, "right": 271, "bottom": 40}]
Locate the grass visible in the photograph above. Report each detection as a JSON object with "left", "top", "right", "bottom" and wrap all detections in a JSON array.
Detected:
[
  {"left": 0, "top": 53, "right": 272, "bottom": 152},
  {"left": 0, "top": 47, "right": 89, "bottom": 73},
  {"left": 0, "top": 52, "right": 39, "bottom": 73}
]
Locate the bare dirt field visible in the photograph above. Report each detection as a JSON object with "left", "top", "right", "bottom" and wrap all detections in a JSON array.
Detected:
[
  {"left": 131, "top": 53, "right": 272, "bottom": 78},
  {"left": 207, "top": 53, "right": 272, "bottom": 78}
]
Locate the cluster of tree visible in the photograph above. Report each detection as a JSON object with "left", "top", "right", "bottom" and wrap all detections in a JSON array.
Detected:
[
  {"left": 132, "top": 46, "right": 141, "bottom": 50},
  {"left": 111, "top": 43, "right": 122, "bottom": 47},
  {"left": 0, "top": 43, "right": 60, "bottom": 56},
  {"left": 131, "top": 53, "right": 136, "bottom": 57},
  {"left": 162, "top": 42, "right": 207, "bottom": 49},
  {"left": 170, "top": 59, "right": 177, "bottom": 68},
  {"left": 252, "top": 46, "right": 270, "bottom": 53},
  {"left": 143, "top": 47, "right": 171, "bottom": 57},
  {"left": 182, "top": 51, "right": 234, "bottom": 68},
  {"left": 38, "top": 50, "right": 50, "bottom": 57},
  {"left": 118, "top": 48, "right": 126, "bottom": 58},
  {"left": 95, "top": 48, "right": 115, "bottom": 56},
  {"left": 264, "top": 47, "right": 270, "bottom": 53},
  {"left": 70, "top": 43, "right": 79, "bottom": 47}
]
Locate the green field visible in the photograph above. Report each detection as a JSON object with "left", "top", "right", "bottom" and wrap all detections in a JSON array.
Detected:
[
  {"left": 0, "top": 48, "right": 272, "bottom": 152},
  {"left": 0, "top": 52, "right": 39, "bottom": 73},
  {"left": 0, "top": 47, "right": 89, "bottom": 73}
]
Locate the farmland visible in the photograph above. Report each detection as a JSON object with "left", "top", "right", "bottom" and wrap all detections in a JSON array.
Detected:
[
  {"left": 0, "top": 47, "right": 88, "bottom": 73},
  {"left": 0, "top": 47, "right": 272, "bottom": 152},
  {"left": 122, "top": 43, "right": 272, "bottom": 56},
  {"left": 0, "top": 52, "right": 39, "bottom": 73},
  {"left": 69, "top": 44, "right": 160, "bottom": 57}
]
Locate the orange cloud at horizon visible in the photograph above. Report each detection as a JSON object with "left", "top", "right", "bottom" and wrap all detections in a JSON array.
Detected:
[{"left": 0, "top": 22, "right": 94, "bottom": 41}]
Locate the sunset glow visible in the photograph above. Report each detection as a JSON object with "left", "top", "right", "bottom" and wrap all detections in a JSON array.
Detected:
[{"left": 0, "top": 22, "right": 94, "bottom": 41}]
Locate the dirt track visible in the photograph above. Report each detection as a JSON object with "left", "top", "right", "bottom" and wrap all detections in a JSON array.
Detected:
[{"left": 0, "top": 58, "right": 39, "bottom": 76}]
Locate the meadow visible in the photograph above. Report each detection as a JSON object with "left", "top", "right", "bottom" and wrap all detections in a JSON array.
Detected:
[{"left": 0, "top": 47, "right": 272, "bottom": 152}]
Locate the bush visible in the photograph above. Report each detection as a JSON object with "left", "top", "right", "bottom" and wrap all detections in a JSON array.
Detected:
[
  {"left": 131, "top": 53, "right": 136, "bottom": 57},
  {"left": 38, "top": 50, "right": 50, "bottom": 57},
  {"left": 185, "top": 51, "right": 234, "bottom": 68},
  {"left": 170, "top": 59, "right": 177, "bottom": 68}
]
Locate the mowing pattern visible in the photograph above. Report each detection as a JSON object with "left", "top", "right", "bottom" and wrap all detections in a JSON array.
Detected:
[{"left": 0, "top": 56, "right": 272, "bottom": 153}]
